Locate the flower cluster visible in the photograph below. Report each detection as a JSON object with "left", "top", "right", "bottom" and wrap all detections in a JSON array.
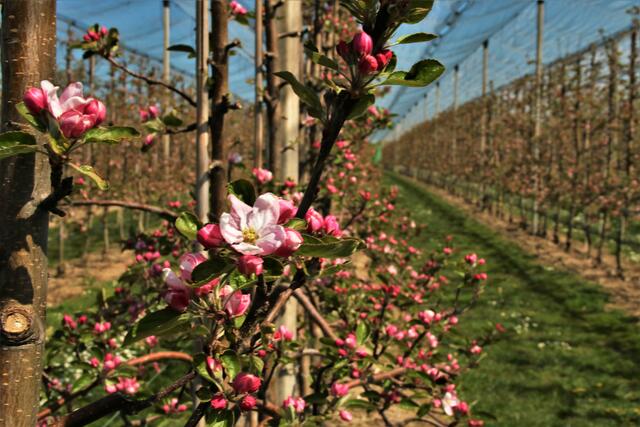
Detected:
[
  {"left": 24, "top": 81, "right": 106, "bottom": 138},
  {"left": 337, "top": 31, "right": 393, "bottom": 75}
]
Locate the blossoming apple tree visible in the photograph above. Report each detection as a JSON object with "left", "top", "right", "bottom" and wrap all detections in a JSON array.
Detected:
[{"left": 0, "top": 1, "right": 501, "bottom": 426}]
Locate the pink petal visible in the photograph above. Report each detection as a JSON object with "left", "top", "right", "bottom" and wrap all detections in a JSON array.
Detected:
[
  {"left": 255, "top": 224, "right": 285, "bottom": 255},
  {"left": 228, "top": 194, "right": 252, "bottom": 229},
  {"left": 41, "top": 80, "right": 62, "bottom": 118},
  {"left": 220, "top": 212, "right": 244, "bottom": 244},
  {"left": 59, "top": 82, "right": 84, "bottom": 104},
  {"left": 231, "top": 241, "right": 263, "bottom": 255},
  {"left": 249, "top": 193, "right": 280, "bottom": 231}
]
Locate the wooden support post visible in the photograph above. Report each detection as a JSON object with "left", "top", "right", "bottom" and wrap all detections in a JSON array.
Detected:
[
  {"left": 255, "top": 0, "right": 265, "bottom": 168},
  {"left": 162, "top": 0, "right": 172, "bottom": 172},
  {"left": 0, "top": 1, "right": 56, "bottom": 425},
  {"left": 532, "top": 0, "right": 544, "bottom": 235},
  {"left": 195, "top": 0, "right": 210, "bottom": 223},
  {"left": 275, "top": 0, "right": 301, "bottom": 404}
]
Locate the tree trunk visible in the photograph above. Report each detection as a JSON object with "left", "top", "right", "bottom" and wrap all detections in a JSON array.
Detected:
[
  {"left": 265, "top": 0, "right": 280, "bottom": 175},
  {"left": 0, "top": 1, "right": 56, "bottom": 425},
  {"left": 209, "top": 0, "right": 230, "bottom": 221}
]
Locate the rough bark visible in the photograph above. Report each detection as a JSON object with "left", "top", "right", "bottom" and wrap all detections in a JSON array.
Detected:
[{"left": 0, "top": 1, "right": 57, "bottom": 425}]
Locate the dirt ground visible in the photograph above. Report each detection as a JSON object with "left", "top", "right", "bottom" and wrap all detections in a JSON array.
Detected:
[
  {"left": 47, "top": 248, "right": 133, "bottom": 306},
  {"left": 422, "top": 182, "right": 640, "bottom": 318}
]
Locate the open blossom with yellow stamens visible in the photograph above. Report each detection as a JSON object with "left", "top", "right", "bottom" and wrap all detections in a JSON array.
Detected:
[{"left": 219, "top": 193, "right": 286, "bottom": 255}]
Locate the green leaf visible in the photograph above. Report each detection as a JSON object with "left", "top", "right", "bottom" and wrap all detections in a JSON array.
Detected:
[
  {"left": 397, "top": 398, "right": 419, "bottom": 410},
  {"left": 45, "top": 113, "right": 70, "bottom": 155},
  {"left": 417, "top": 403, "right": 431, "bottom": 417},
  {"left": 144, "top": 118, "right": 165, "bottom": 133},
  {"left": 263, "top": 257, "right": 284, "bottom": 280},
  {"left": 175, "top": 211, "right": 201, "bottom": 240},
  {"left": 274, "top": 71, "right": 324, "bottom": 121},
  {"left": 194, "top": 353, "right": 219, "bottom": 385},
  {"left": 123, "top": 308, "right": 189, "bottom": 346},
  {"left": 346, "top": 94, "right": 375, "bottom": 120},
  {"left": 284, "top": 218, "right": 307, "bottom": 231},
  {"left": 381, "top": 59, "right": 444, "bottom": 87},
  {"left": 391, "top": 32, "right": 437, "bottom": 46},
  {"left": 342, "top": 399, "right": 375, "bottom": 410},
  {"left": 68, "top": 163, "right": 109, "bottom": 190},
  {"left": 15, "top": 102, "right": 46, "bottom": 132},
  {"left": 304, "top": 43, "right": 340, "bottom": 72},
  {"left": 355, "top": 322, "right": 370, "bottom": 346},
  {"left": 0, "top": 131, "right": 38, "bottom": 159},
  {"left": 400, "top": 0, "right": 435, "bottom": 24},
  {"left": 220, "top": 350, "right": 241, "bottom": 379},
  {"left": 227, "top": 179, "right": 256, "bottom": 206},
  {"left": 206, "top": 409, "right": 235, "bottom": 427},
  {"left": 162, "top": 111, "right": 184, "bottom": 127},
  {"left": 168, "top": 44, "right": 196, "bottom": 58},
  {"left": 297, "top": 235, "right": 364, "bottom": 258},
  {"left": 83, "top": 126, "right": 140, "bottom": 144},
  {"left": 248, "top": 355, "right": 264, "bottom": 375},
  {"left": 191, "top": 255, "right": 231, "bottom": 285}
]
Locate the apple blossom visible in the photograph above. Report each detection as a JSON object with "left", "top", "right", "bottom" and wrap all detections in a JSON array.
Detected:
[
  {"left": 274, "top": 228, "right": 303, "bottom": 257},
  {"left": 220, "top": 193, "right": 286, "bottom": 255}
]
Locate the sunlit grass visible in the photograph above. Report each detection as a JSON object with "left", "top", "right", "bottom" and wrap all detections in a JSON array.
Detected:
[{"left": 388, "top": 172, "right": 640, "bottom": 427}]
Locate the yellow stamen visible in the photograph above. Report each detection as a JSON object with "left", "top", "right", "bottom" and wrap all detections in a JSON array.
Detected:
[{"left": 242, "top": 228, "right": 258, "bottom": 244}]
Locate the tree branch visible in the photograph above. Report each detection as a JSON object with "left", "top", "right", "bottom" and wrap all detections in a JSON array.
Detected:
[
  {"left": 106, "top": 56, "right": 197, "bottom": 107},
  {"left": 69, "top": 199, "right": 178, "bottom": 221},
  {"left": 49, "top": 371, "right": 196, "bottom": 427},
  {"left": 293, "top": 289, "right": 339, "bottom": 342},
  {"left": 126, "top": 351, "right": 193, "bottom": 367}
]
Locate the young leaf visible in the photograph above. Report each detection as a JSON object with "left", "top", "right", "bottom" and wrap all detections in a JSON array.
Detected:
[
  {"left": 168, "top": 44, "right": 196, "bottom": 58},
  {"left": 400, "top": 0, "right": 435, "bottom": 24},
  {"left": 274, "top": 71, "right": 324, "bottom": 121},
  {"left": 346, "top": 94, "right": 375, "bottom": 120},
  {"left": 68, "top": 163, "right": 109, "bottom": 190},
  {"left": 355, "top": 322, "right": 370, "bottom": 345},
  {"left": 162, "top": 111, "right": 184, "bottom": 127},
  {"left": 191, "top": 255, "right": 231, "bottom": 285},
  {"left": 284, "top": 218, "right": 307, "bottom": 231},
  {"left": 206, "top": 409, "right": 235, "bottom": 427},
  {"left": 227, "top": 179, "right": 256, "bottom": 206},
  {"left": 304, "top": 43, "right": 340, "bottom": 72},
  {"left": 175, "top": 211, "right": 201, "bottom": 240},
  {"left": 15, "top": 102, "right": 46, "bottom": 132},
  {"left": 83, "top": 126, "right": 140, "bottom": 144},
  {"left": 380, "top": 59, "right": 444, "bottom": 87},
  {"left": 296, "top": 236, "right": 364, "bottom": 258},
  {"left": 220, "top": 350, "right": 241, "bottom": 379},
  {"left": 391, "top": 32, "right": 437, "bottom": 46},
  {"left": 123, "top": 308, "right": 189, "bottom": 346},
  {"left": 0, "top": 131, "right": 38, "bottom": 159}
]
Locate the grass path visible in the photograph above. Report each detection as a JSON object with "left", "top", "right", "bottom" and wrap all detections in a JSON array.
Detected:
[{"left": 388, "top": 173, "right": 640, "bottom": 427}]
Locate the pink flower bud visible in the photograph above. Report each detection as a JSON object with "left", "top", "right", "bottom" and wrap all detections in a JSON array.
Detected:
[
  {"left": 84, "top": 99, "right": 106, "bottom": 125},
  {"left": 23, "top": 87, "right": 47, "bottom": 114},
  {"left": 101, "top": 26, "right": 108, "bottom": 36},
  {"left": 358, "top": 55, "right": 379, "bottom": 74},
  {"left": 283, "top": 396, "right": 306, "bottom": 413},
  {"left": 375, "top": 49, "right": 393, "bottom": 70},
  {"left": 59, "top": 110, "right": 95, "bottom": 138},
  {"left": 164, "top": 280, "right": 190, "bottom": 311},
  {"left": 232, "top": 372, "right": 262, "bottom": 394},
  {"left": 239, "top": 395, "right": 257, "bottom": 411},
  {"left": 331, "top": 382, "right": 349, "bottom": 397},
  {"left": 210, "top": 393, "right": 227, "bottom": 409},
  {"left": 323, "top": 215, "right": 342, "bottom": 237},
  {"left": 139, "top": 109, "right": 149, "bottom": 122},
  {"left": 305, "top": 208, "right": 324, "bottom": 233},
  {"left": 252, "top": 167, "right": 273, "bottom": 184},
  {"left": 339, "top": 410, "right": 353, "bottom": 422},
  {"left": 237, "top": 255, "right": 263, "bottom": 277},
  {"left": 274, "top": 228, "right": 303, "bottom": 257},
  {"left": 273, "top": 325, "right": 294, "bottom": 341},
  {"left": 148, "top": 105, "right": 159, "bottom": 119},
  {"left": 197, "top": 223, "right": 225, "bottom": 248},
  {"left": 224, "top": 289, "right": 251, "bottom": 317},
  {"left": 352, "top": 31, "right": 373, "bottom": 56},
  {"left": 277, "top": 199, "right": 297, "bottom": 224}
]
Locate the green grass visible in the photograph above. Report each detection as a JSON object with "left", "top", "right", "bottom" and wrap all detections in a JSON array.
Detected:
[{"left": 387, "top": 173, "right": 640, "bottom": 427}]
